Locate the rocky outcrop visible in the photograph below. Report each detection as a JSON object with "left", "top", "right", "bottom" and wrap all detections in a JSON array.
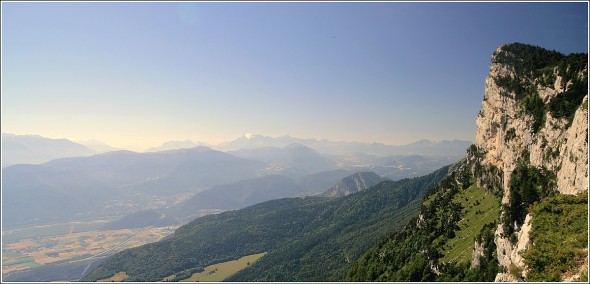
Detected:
[
  {"left": 471, "top": 240, "right": 485, "bottom": 269},
  {"left": 474, "top": 43, "right": 588, "bottom": 281},
  {"left": 556, "top": 101, "right": 589, "bottom": 195},
  {"left": 321, "top": 172, "right": 385, "bottom": 197}
]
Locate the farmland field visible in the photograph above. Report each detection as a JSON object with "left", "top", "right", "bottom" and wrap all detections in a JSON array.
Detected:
[
  {"left": 2, "top": 219, "right": 114, "bottom": 244},
  {"left": 2, "top": 225, "right": 178, "bottom": 276}
]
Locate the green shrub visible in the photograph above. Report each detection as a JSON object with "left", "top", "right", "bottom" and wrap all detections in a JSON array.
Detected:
[
  {"left": 505, "top": 128, "right": 516, "bottom": 142},
  {"left": 502, "top": 163, "right": 556, "bottom": 239},
  {"left": 548, "top": 77, "right": 588, "bottom": 127},
  {"left": 492, "top": 43, "right": 564, "bottom": 78},
  {"left": 493, "top": 43, "right": 588, "bottom": 134},
  {"left": 523, "top": 193, "right": 588, "bottom": 281},
  {"left": 520, "top": 89, "right": 546, "bottom": 134}
]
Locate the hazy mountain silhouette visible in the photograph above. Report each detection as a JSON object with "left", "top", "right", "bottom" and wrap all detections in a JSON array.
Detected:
[
  {"left": 211, "top": 133, "right": 472, "bottom": 157},
  {"left": 146, "top": 140, "right": 212, "bottom": 152},
  {"left": 2, "top": 147, "right": 267, "bottom": 227},
  {"left": 2, "top": 133, "right": 97, "bottom": 167},
  {"left": 229, "top": 144, "right": 337, "bottom": 177}
]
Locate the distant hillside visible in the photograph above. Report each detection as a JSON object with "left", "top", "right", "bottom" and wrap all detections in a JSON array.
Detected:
[
  {"left": 321, "top": 172, "right": 386, "bottom": 197},
  {"left": 2, "top": 147, "right": 266, "bottom": 227},
  {"left": 294, "top": 169, "right": 353, "bottom": 193},
  {"left": 81, "top": 165, "right": 451, "bottom": 282},
  {"left": 101, "top": 209, "right": 176, "bottom": 230},
  {"left": 168, "top": 175, "right": 309, "bottom": 219},
  {"left": 1, "top": 133, "right": 97, "bottom": 167},
  {"left": 169, "top": 171, "right": 376, "bottom": 220},
  {"left": 229, "top": 143, "right": 337, "bottom": 177}
]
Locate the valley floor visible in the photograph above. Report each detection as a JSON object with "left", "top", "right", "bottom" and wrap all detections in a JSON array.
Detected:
[{"left": 2, "top": 224, "right": 179, "bottom": 278}]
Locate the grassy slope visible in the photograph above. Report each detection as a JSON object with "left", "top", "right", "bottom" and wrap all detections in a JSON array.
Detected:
[
  {"left": 441, "top": 183, "right": 501, "bottom": 264},
  {"left": 524, "top": 193, "right": 588, "bottom": 281}
]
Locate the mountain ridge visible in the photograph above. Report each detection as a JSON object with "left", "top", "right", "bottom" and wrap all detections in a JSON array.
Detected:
[
  {"left": 1, "top": 133, "right": 98, "bottom": 167},
  {"left": 215, "top": 135, "right": 472, "bottom": 156}
]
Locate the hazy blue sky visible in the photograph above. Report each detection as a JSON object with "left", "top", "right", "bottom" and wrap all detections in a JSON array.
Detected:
[{"left": 2, "top": 1, "right": 588, "bottom": 151}]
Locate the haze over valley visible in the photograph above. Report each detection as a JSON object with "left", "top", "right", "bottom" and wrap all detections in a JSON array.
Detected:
[
  {"left": 2, "top": 1, "right": 587, "bottom": 283},
  {"left": 1, "top": 132, "right": 472, "bottom": 281}
]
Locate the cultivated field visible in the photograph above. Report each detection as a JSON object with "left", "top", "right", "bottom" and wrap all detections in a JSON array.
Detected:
[
  {"left": 2, "top": 226, "right": 178, "bottom": 275},
  {"left": 2, "top": 220, "right": 113, "bottom": 244}
]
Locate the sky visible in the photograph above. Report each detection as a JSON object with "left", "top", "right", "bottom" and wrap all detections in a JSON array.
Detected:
[{"left": 1, "top": 1, "right": 588, "bottom": 151}]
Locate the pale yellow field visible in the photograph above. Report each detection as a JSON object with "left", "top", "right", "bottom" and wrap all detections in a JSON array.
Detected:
[
  {"left": 2, "top": 264, "right": 30, "bottom": 274},
  {"left": 5, "top": 240, "right": 36, "bottom": 249},
  {"left": 97, "top": 271, "right": 129, "bottom": 282},
  {"left": 181, "top": 252, "right": 267, "bottom": 282}
]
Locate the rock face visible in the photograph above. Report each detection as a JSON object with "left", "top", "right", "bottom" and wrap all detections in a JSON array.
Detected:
[
  {"left": 476, "top": 46, "right": 588, "bottom": 197},
  {"left": 321, "top": 172, "right": 385, "bottom": 197},
  {"left": 474, "top": 43, "right": 588, "bottom": 281}
]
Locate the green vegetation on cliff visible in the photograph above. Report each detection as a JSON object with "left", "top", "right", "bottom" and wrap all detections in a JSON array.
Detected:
[
  {"left": 523, "top": 193, "right": 588, "bottom": 281},
  {"left": 492, "top": 43, "right": 588, "bottom": 131},
  {"left": 346, "top": 155, "right": 502, "bottom": 281},
  {"left": 502, "top": 161, "right": 556, "bottom": 241}
]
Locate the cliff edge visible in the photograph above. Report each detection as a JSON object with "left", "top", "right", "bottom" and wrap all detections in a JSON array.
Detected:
[{"left": 474, "top": 43, "right": 588, "bottom": 281}]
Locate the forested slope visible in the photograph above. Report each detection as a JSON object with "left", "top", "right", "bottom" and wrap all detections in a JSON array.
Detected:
[{"left": 82, "top": 165, "right": 451, "bottom": 281}]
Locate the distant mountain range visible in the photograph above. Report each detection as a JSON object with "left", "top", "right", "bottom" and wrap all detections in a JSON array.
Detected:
[
  {"left": 2, "top": 147, "right": 267, "bottom": 227},
  {"left": 2, "top": 133, "right": 471, "bottom": 168},
  {"left": 2, "top": 133, "right": 98, "bottom": 167},
  {"left": 146, "top": 140, "right": 212, "bottom": 152},
  {"left": 2, "top": 131, "right": 468, "bottom": 230},
  {"left": 2, "top": 132, "right": 468, "bottom": 229},
  {"left": 2, "top": 144, "right": 362, "bottom": 229},
  {"left": 212, "top": 133, "right": 472, "bottom": 157}
]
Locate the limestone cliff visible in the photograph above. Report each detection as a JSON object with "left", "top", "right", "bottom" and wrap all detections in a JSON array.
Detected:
[{"left": 473, "top": 43, "right": 588, "bottom": 281}]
